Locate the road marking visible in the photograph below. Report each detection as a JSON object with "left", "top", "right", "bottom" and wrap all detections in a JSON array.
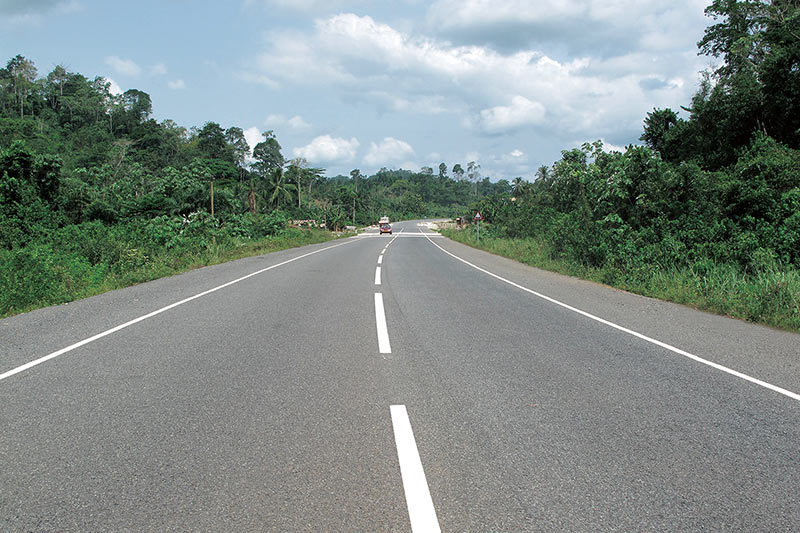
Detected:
[
  {"left": 425, "top": 235, "right": 800, "bottom": 402},
  {"left": 390, "top": 405, "right": 441, "bottom": 533},
  {"left": 0, "top": 239, "right": 360, "bottom": 382},
  {"left": 375, "top": 266, "right": 382, "bottom": 285},
  {"left": 374, "top": 293, "right": 391, "bottom": 353},
  {"left": 378, "top": 254, "right": 383, "bottom": 264}
]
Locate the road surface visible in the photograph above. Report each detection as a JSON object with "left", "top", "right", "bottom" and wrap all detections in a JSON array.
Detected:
[{"left": 2, "top": 220, "right": 799, "bottom": 531}]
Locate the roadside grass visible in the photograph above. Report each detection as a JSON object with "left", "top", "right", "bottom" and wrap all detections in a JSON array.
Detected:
[
  {"left": 442, "top": 229, "right": 800, "bottom": 333},
  {"left": 0, "top": 228, "right": 337, "bottom": 319}
]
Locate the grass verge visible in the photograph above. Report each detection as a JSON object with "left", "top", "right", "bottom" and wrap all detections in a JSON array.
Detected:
[
  {"left": 0, "top": 227, "right": 338, "bottom": 319},
  {"left": 442, "top": 229, "right": 800, "bottom": 333}
]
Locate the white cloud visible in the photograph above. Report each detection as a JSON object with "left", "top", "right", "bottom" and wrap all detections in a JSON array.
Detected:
[
  {"left": 245, "top": 12, "right": 701, "bottom": 144},
  {"left": 287, "top": 115, "right": 311, "bottom": 130},
  {"left": 363, "top": 137, "right": 415, "bottom": 167},
  {"left": 243, "top": 126, "right": 263, "bottom": 158},
  {"left": 265, "top": 114, "right": 311, "bottom": 131},
  {"left": 105, "top": 55, "right": 142, "bottom": 77},
  {"left": 167, "top": 79, "right": 186, "bottom": 90},
  {"left": 292, "top": 135, "right": 360, "bottom": 165},
  {"left": 479, "top": 95, "right": 546, "bottom": 133},
  {"left": 106, "top": 77, "right": 123, "bottom": 96},
  {"left": 510, "top": 149, "right": 524, "bottom": 158}
]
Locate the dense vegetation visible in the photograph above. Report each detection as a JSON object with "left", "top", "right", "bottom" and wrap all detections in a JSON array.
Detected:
[
  {"left": 459, "top": 0, "right": 800, "bottom": 330},
  {"left": 0, "top": 55, "right": 502, "bottom": 316}
]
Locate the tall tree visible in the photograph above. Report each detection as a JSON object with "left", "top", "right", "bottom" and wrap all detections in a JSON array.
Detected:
[
  {"left": 467, "top": 160, "right": 481, "bottom": 194},
  {"left": 6, "top": 55, "right": 37, "bottom": 118},
  {"left": 252, "top": 130, "right": 284, "bottom": 176},
  {"left": 535, "top": 165, "right": 550, "bottom": 181},
  {"left": 438, "top": 162, "right": 447, "bottom": 179},
  {"left": 224, "top": 126, "right": 250, "bottom": 179},
  {"left": 197, "top": 121, "right": 230, "bottom": 161},
  {"left": 452, "top": 163, "right": 464, "bottom": 181}
]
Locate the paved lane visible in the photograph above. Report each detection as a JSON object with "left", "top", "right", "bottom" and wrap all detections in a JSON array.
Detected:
[
  {"left": 2, "top": 219, "right": 799, "bottom": 530},
  {"left": 382, "top": 222, "right": 800, "bottom": 530}
]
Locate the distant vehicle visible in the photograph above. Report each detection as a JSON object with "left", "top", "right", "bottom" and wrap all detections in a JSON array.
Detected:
[
  {"left": 379, "top": 216, "right": 390, "bottom": 224},
  {"left": 379, "top": 223, "right": 392, "bottom": 235}
]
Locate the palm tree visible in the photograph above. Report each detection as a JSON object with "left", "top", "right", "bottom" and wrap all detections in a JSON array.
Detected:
[{"left": 265, "top": 167, "right": 296, "bottom": 209}]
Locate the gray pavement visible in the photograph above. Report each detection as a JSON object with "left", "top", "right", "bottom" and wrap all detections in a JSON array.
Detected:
[{"left": 1, "top": 219, "right": 798, "bottom": 531}]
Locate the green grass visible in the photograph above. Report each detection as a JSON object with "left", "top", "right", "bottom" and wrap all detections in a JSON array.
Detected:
[
  {"left": 442, "top": 229, "right": 800, "bottom": 333},
  {"left": 0, "top": 227, "right": 337, "bottom": 319}
]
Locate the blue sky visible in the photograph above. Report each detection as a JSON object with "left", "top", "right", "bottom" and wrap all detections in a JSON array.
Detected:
[{"left": 2, "top": 0, "right": 712, "bottom": 179}]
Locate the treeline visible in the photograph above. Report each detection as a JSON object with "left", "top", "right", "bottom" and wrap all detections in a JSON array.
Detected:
[
  {"left": 468, "top": 0, "right": 799, "bottom": 328},
  {"left": 0, "top": 54, "right": 501, "bottom": 246}
]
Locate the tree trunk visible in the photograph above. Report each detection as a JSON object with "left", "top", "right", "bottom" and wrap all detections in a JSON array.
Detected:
[
  {"left": 211, "top": 180, "right": 215, "bottom": 217},
  {"left": 249, "top": 184, "right": 256, "bottom": 214}
]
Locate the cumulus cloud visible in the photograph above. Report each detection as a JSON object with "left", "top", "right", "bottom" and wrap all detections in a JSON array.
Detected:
[
  {"left": 167, "top": 79, "right": 186, "bottom": 90},
  {"left": 105, "top": 56, "right": 142, "bottom": 77},
  {"left": 244, "top": 12, "right": 704, "bottom": 143},
  {"left": 363, "top": 137, "right": 415, "bottom": 167},
  {"left": 479, "top": 96, "right": 546, "bottom": 134},
  {"left": 293, "top": 135, "right": 360, "bottom": 165}
]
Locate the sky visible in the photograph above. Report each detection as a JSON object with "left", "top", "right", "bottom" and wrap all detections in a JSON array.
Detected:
[{"left": 1, "top": 0, "right": 714, "bottom": 179}]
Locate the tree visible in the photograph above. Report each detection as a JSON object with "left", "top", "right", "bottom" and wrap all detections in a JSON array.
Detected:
[
  {"left": 45, "top": 65, "right": 69, "bottom": 111},
  {"left": 467, "top": 160, "right": 481, "bottom": 194},
  {"left": 225, "top": 127, "right": 250, "bottom": 176},
  {"left": 286, "top": 157, "right": 309, "bottom": 208},
  {"left": 252, "top": 130, "right": 284, "bottom": 176},
  {"left": 641, "top": 108, "right": 678, "bottom": 156},
  {"left": 438, "top": 162, "right": 448, "bottom": 179},
  {"left": 5, "top": 55, "right": 37, "bottom": 118},
  {"left": 265, "top": 167, "right": 296, "bottom": 209},
  {"left": 452, "top": 163, "right": 464, "bottom": 181},
  {"left": 535, "top": 165, "right": 550, "bottom": 181},
  {"left": 420, "top": 166, "right": 433, "bottom": 175},
  {"left": 197, "top": 121, "right": 230, "bottom": 161},
  {"left": 697, "top": 0, "right": 800, "bottom": 150}
]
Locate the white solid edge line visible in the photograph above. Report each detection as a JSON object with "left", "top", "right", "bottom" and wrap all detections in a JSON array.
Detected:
[
  {"left": 378, "top": 254, "right": 383, "bottom": 264},
  {"left": 374, "top": 293, "right": 391, "bottom": 353},
  {"left": 424, "top": 234, "right": 800, "bottom": 402},
  {"left": 390, "top": 405, "right": 442, "bottom": 533},
  {"left": 375, "top": 266, "right": 382, "bottom": 285},
  {"left": 0, "top": 239, "right": 359, "bottom": 382}
]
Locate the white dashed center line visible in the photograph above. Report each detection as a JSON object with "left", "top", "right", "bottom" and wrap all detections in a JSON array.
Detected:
[
  {"left": 375, "top": 266, "right": 382, "bottom": 285},
  {"left": 391, "top": 405, "right": 441, "bottom": 533},
  {"left": 378, "top": 254, "right": 383, "bottom": 264},
  {"left": 374, "top": 293, "right": 391, "bottom": 353}
]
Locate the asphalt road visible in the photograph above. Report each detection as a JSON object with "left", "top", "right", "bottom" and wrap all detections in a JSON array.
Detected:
[{"left": 2, "top": 220, "right": 799, "bottom": 531}]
